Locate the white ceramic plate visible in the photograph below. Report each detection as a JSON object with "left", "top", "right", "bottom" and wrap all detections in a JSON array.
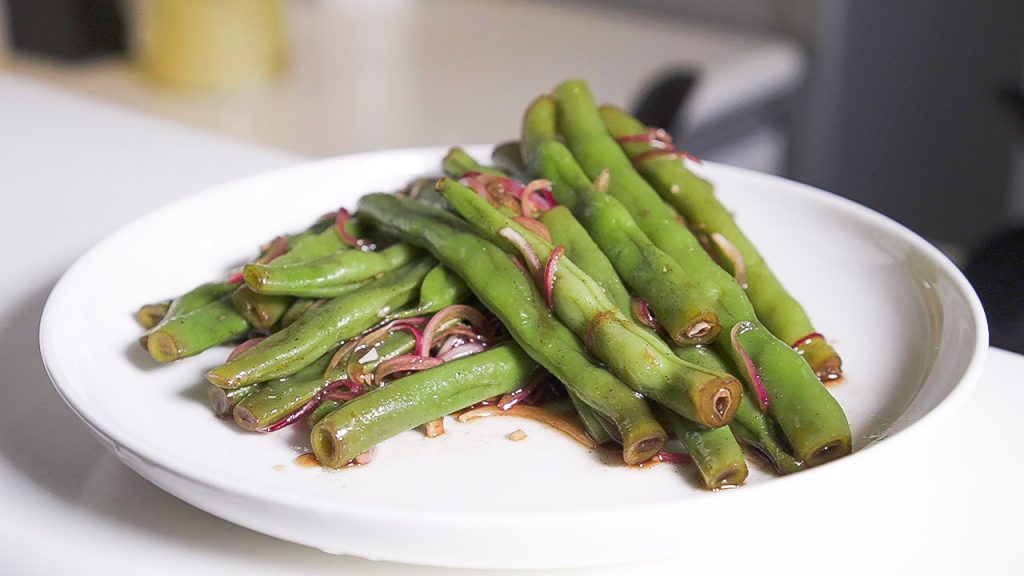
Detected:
[{"left": 40, "top": 147, "right": 987, "bottom": 569}]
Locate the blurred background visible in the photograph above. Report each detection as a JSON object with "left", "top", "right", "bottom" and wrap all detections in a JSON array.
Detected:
[{"left": 1, "top": 0, "right": 1022, "bottom": 349}]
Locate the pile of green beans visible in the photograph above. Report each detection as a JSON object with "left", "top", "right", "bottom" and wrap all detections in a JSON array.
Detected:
[{"left": 135, "top": 79, "right": 852, "bottom": 491}]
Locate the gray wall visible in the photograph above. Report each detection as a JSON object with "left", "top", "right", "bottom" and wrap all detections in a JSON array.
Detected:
[{"left": 574, "top": 0, "right": 1024, "bottom": 246}]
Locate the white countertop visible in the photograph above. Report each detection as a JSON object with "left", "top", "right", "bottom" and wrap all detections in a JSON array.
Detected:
[
  {"left": 2, "top": 73, "right": 1022, "bottom": 575},
  {"left": 6, "top": 0, "right": 803, "bottom": 158}
]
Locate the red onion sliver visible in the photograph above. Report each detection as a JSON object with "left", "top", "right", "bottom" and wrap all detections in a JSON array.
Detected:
[
  {"left": 418, "top": 304, "right": 491, "bottom": 357},
  {"left": 437, "top": 341, "right": 486, "bottom": 362},
  {"left": 543, "top": 245, "right": 566, "bottom": 310},
  {"left": 335, "top": 208, "right": 369, "bottom": 249},
  {"left": 227, "top": 271, "right": 245, "bottom": 285},
  {"left": 228, "top": 337, "right": 265, "bottom": 361},
  {"left": 657, "top": 451, "right": 693, "bottom": 464},
  {"left": 710, "top": 232, "right": 747, "bottom": 288},
  {"left": 631, "top": 298, "right": 659, "bottom": 330},
  {"left": 374, "top": 354, "right": 444, "bottom": 382},
  {"left": 500, "top": 227, "right": 542, "bottom": 275},
  {"left": 258, "top": 236, "right": 290, "bottom": 264},
  {"left": 519, "top": 179, "right": 553, "bottom": 215},
  {"left": 791, "top": 332, "right": 825, "bottom": 349},
  {"left": 512, "top": 216, "right": 552, "bottom": 242},
  {"left": 258, "top": 377, "right": 361, "bottom": 433},
  {"left": 730, "top": 322, "right": 771, "bottom": 411}
]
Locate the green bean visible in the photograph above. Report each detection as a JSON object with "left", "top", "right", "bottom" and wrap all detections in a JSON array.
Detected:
[
  {"left": 206, "top": 258, "right": 435, "bottom": 389},
  {"left": 521, "top": 209, "right": 634, "bottom": 440},
  {"left": 358, "top": 193, "right": 666, "bottom": 464},
  {"left": 232, "top": 353, "right": 334, "bottom": 431},
  {"left": 442, "top": 146, "right": 506, "bottom": 178},
  {"left": 731, "top": 322, "right": 850, "bottom": 465},
  {"left": 279, "top": 298, "right": 320, "bottom": 328},
  {"left": 522, "top": 98, "right": 719, "bottom": 343},
  {"left": 567, "top": 391, "right": 613, "bottom": 445},
  {"left": 538, "top": 206, "right": 632, "bottom": 313},
  {"left": 438, "top": 179, "right": 742, "bottom": 428},
  {"left": 230, "top": 219, "right": 368, "bottom": 328},
  {"left": 552, "top": 81, "right": 756, "bottom": 328},
  {"left": 140, "top": 281, "right": 236, "bottom": 346},
  {"left": 600, "top": 104, "right": 842, "bottom": 381},
  {"left": 387, "top": 265, "right": 471, "bottom": 320},
  {"left": 146, "top": 294, "right": 250, "bottom": 363},
  {"left": 243, "top": 244, "right": 422, "bottom": 296},
  {"left": 658, "top": 406, "right": 748, "bottom": 489},
  {"left": 208, "top": 382, "right": 260, "bottom": 418},
  {"left": 312, "top": 343, "right": 538, "bottom": 467},
  {"left": 730, "top": 395, "right": 803, "bottom": 475},
  {"left": 671, "top": 344, "right": 800, "bottom": 474},
  {"left": 231, "top": 285, "right": 292, "bottom": 331},
  {"left": 136, "top": 302, "right": 169, "bottom": 329},
  {"left": 554, "top": 81, "right": 850, "bottom": 463}
]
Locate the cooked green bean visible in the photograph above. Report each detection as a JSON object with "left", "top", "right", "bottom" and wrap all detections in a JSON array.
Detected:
[
  {"left": 538, "top": 206, "right": 632, "bottom": 313},
  {"left": 358, "top": 193, "right": 666, "bottom": 464},
  {"left": 442, "top": 146, "right": 506, "bottom": 178},
  {"left": 672, "top": 344, "right": 800, "bottom": 474},
  {"left": 146, "top": 294, "right": 250, "bottom": 363},
  {"left": 243, "top": 244, "right": 421, "bottom": 296},
  {"left": 387, "top": 265, "right": 471, "bottom": 320},
  {"left": 312, "top": 343, "right": 538, "bottom": 467},
  {"left": 438, "top": 178, "right": 742, "bottom": 428},
  {"left": 658, "top": 406, "right": 748, "bottom": 489},
  {"left": 233, "top": 353, "right": 335, "bottom": 431},
  {"left": 206, "top": 258, "right": 435, "bottom": 389},
  {"left": 140, "top": 281, "right": 236, "bottom": 346},
  {"left": 731, "top": 322, "right": 850, "bottom": 465},
  {"left": 208, "top": 382, "right": 260, "bottom": 418},
  {"left": 600, "top": 104, "right": 842, "bottom": 381},
  {"left": 522, "top": 97, "right": 719, "bottom": 343}
]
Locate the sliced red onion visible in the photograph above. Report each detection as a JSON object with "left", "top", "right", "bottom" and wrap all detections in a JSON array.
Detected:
[
  {"left": 631, "top": 298, "right": 659, "bottom": 330},
  {"left": 228, "top": 337, "right": 265, "bottom": 361},
  {"left": 437, "top": 341, "right": 486, "bottom": 362},
  {"left": 543, "top": 245, "right": 566, "bottom": 310},
  {"left": 519, "top": 179, "right": 553, "bottom": 215},
  {"left": 593, "top": 169, "right": 610, "bottom": 193},
  {"left": 335, "top": 208, "right": 369, "bottom": 250},
  {"left": 258, "top": 378, "right": 361, "bottom": 433},
  {"left": 374, "top": 354, "right": 444, "bottom": 382},
  {"left": 512, "top": 216, "right": 552, "bottom": 243},
  {"left": 227, "top": 270, "right": 245, "bottom": 284},
  {"left": 418, "top": 304, "right": 491, "bottom": 357},
  {"left": 710, "top": 232, "right": 747, "bottom": 288},
  {"left": 791, "top": 332, "right": 825, "bottom": 349},
  {"left": 348, "top": 319, "right": 425, "bottom": 385},
  {"left": 657, "top": 451, "right": 693, "bottom": 464},
  {"left": 615, "top": 128, "right": 674, "bottom": 149},
  {"left": 498, "top": 380, "right": 539, "bottom": 411},
  {"left": 500, "top": 227, "right": 542, "bottom": 275},
  {"left": 730, "top": 322, "right": 771, "bottom": 411},
  {"left": 257, "top": 236, "right": 290, "bottom": 264}
]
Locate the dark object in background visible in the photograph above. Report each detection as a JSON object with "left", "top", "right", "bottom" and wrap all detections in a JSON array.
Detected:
[
  {"left": 633, "top": 71, "right": 699, "bottom": 137},
  {"left": 5, "top": 0, "right": 125, "bottom": 60},
  {"left": 964, "top": 228, "right": 1024, "bottom": 354}
]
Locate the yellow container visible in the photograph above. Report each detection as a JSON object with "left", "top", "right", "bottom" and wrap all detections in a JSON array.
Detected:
[{"left": 134, "top": 0, "right": 285, "bottom": 89}]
